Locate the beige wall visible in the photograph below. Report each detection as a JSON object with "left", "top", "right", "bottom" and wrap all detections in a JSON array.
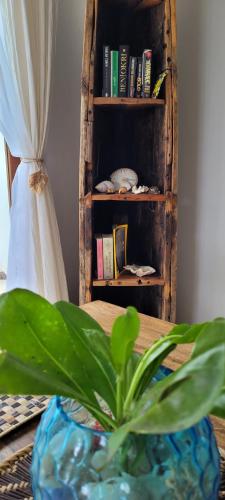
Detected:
[
  {"left": 46, "top": 0, "right": 86, "bottom": 304},
  {"left": 46, "top": 0, "right": 225, "bottom": 323}
]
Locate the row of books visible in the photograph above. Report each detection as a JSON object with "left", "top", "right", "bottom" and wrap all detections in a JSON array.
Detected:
[
  {"left": 102, "top": 45, "right": 152, "bottom": 98},
  {"left": 95, "top": 225, "right": 128, "bottom": 280}
]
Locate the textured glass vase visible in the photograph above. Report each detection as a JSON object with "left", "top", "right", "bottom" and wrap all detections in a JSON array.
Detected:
[{"left": 32, "top": 367, "right": 220, "bottom": 500}]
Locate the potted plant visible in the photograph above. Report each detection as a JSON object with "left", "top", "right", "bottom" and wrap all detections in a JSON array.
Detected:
[{"left": 0, "top": 289, "right": 224, "bottom": 499}]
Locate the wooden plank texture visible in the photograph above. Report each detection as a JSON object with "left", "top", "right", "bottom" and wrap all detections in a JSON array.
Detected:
[
  {"left": 94, "top": 97, "right": 165, "bottom": 107},
  {"left": 91, "top": 193, "right": 167, "bottom": 202},
  {"left": 93, "top": 274, "right": 165, "bottom": 287}
]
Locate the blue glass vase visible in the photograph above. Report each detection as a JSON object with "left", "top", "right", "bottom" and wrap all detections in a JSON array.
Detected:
[{"left": 32, "top": 367, "right": 220, "bottom": 499}]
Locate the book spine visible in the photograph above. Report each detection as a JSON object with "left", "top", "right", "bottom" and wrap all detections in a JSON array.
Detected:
[
  {"left": 102, "top": 46, "right": 111, "bottom": 97},
  {"left": 135, "top": 57, "right": 142, "bottom": 98},
  {"left": 142, "top": 49, "right": 152, "bottom": 98},
  {"left": 118, "top": 45, "right": 129, "bottom": 97},
  {"left": 128, "top": 57, "right": 137, "bottom": 98},
  {"left": 110, "top": 51, "right": 119, "bottom": 97},
  {"left": 103, "top": 236, "right": 114, "bottom": 279},
  {"left": 96, "top": 237, "right": 103, "bottom": 280}
]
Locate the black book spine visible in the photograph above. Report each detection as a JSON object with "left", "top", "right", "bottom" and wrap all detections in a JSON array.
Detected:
[
  {"left": 142, "top": 49, "right": 152, "bottom": 98},
  {"left": 102, "top": 46, "right": 111, "bottom": 97},
  {"left": 135, "top": 57, "right": 142, "bottom": 98},
  {"left": 118, "top": 45, "right": 130, "bottom": 97},
  {"left": 128, "top": 57, "right": 137, "bottom": 98}
]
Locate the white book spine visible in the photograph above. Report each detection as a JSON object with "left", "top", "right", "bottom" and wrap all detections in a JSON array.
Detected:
[{"left": 103, "top": 235, "right": 114, "bottom": 279}]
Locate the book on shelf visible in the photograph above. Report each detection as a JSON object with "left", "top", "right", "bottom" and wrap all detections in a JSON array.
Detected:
[
  {"left": 102, "top": 234, "right": 114, "bottom": 279},
  {"left": 110, "top": 50, "right": 119, "bottom": 97},
  {"left": 113, "top": 224, "right": 128, "bottom": 280},
  {"left": 128, "top": 56, "right": 137, "bottom": 98},
  {"left": 118, "top": 45, "right": 129, "bottom": 97},
  {"left": 95, "top": 234, "right": 103, "bottom": 280},
  {"left": 135, "top": 57, "right": 142, "bottom": 98},
  {"left": 142, "top": 49, "right": 152, "bottom": 98},
  {"left": 102, "top": 45, "right": 111, "bottom": 97}
]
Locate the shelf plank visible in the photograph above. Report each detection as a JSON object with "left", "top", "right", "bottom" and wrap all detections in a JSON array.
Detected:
[
  {"left": 94, "top": 97, "right": 165, "bottom": 108},
  {"left": 91, "top": 192, "right": 166, "bottom": 202},
  {"left": 93, "top": 274, "right": 165, "bottom": 287}
]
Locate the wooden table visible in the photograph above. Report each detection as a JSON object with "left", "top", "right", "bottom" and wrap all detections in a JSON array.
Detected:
[{"left": 0, "top": 300, "right": 224, "bottom": 462}]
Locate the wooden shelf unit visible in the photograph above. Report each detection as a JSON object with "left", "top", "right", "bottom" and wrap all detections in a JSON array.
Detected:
[{"left": 79, "top": 0, "right": 178, "bottom": 321}]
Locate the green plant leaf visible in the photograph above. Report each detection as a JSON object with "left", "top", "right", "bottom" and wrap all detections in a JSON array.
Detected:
[
  {"left": 0, "top": 350, "right": 79, "bottom": 398},
  {"left": 212, "top": 391, "right": 225, "bottom": 419},
  {"left": 55, "top": 301, "right": 116, "bottom": 415},
  {"left": 111, "top": 306, "right": 140, "bottom": 374},
  {"left": 0, "top": 289, "right": 98, "bottom": 406}
]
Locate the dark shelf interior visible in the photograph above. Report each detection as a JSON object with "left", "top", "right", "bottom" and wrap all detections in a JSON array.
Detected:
[
  {"left": 93, "top": 285, "right": 163, "bottom": 317},
  {"left": 92, "top": 106, "right": 166, "bottom": 193},
  {"left": 94, "top": 0, "right": 165, "bottom": 98},
  {"left": 93, "top": 200, "right": 165, "bottom": 278}
]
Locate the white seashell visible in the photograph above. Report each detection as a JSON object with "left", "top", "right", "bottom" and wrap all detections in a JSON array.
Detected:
[
  {"left": 124, "top": 264, "right": 156, "bottom": 277},
  {"left": 95, "top": 180, "right": 115, "bottom": 193},
  {"left": 132, "top": 185, "right": 149, "bottom": 194},
  {"left": 110, "top": 168, "right": 138, "bottom": 191}
]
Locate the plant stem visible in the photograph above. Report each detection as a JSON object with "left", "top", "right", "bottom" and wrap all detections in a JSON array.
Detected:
[
  {"left": 116, "top": 374, "right": 123, "bottom": 423},
  {"left": 123, "top": 336, "right": 174, "bottom": 413}
]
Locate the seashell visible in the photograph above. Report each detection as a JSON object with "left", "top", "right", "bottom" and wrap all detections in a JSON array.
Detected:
[
  {"left": 118, "top": 181, "right": 132, "bottom": 193},
  {"left": 95, "top": 180, "right": 115, "bottom": 193},
  {"left": 132, "top": 185, "right": 149, "bottom": 194},
  {"left": 149, "top": 186, "right": 160, "bottom": 194},
  {"left": 110, "top": 168, "right": 138, "bottom": 191},
  {"left": 124, "top": 264, "right": 156, "bottom": 277}
]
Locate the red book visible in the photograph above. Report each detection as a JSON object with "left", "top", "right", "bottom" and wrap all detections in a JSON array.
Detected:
[{"left": 95, "top": 235, "right": 103, "bottom": 280}]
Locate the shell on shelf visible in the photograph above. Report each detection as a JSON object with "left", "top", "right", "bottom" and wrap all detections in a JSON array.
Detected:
[
  {"left": 132, "top": 185, "right": 149, "bottom": 194},
  {"left": 124, "top": 264, "right": 156, "bottom": 278},
  {"left": 110, "top": 168, "right": 138, "bottom": 191},
  {"left": 95, "top": 180, "right": 115, "bottom": 193}
]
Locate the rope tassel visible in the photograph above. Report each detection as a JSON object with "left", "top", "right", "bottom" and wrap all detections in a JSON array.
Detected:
[
  {"left": 28, "top": 169, "right": 48, "bottom": 194},
  {"left": 21, "top": 158, "right": 48, "bottom": 194}
]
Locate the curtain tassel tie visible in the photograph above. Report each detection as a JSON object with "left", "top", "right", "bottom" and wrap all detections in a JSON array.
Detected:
[{"left": 21, "top": 158, "right": 48, "bottom": 194}]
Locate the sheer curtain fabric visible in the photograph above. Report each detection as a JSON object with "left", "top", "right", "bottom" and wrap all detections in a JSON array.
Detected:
[{"left": 0, "top": 0, "right": 68, "bottom": 302}]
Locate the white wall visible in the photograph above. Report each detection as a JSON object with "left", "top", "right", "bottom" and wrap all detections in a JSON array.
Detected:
[
  {"left": 47, "top": 0, "right": 225, "bottom": 323},
  {"left": 177, "top": 0, "right": 225, "bottom": 322}
]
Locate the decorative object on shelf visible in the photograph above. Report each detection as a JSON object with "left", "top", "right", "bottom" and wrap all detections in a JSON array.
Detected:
[
  {"left": 113, "top": 224, "right": 128, "bottom": 279},
  {"left": 110, "top": 168, "right": 138, "bottom": 191},
  {"left": 132, "top": 185, "right": 149, "bottom": 194},
  {"left": 95, "top": 180, "right": 115, "bottom": 193},
  {"left": 0, "top": 289, "right": 223, "bottom": 499},
  {"left": 152, "top": 69, "right": 169, "bottom": 99},
  {"left": 149, "top": 185, "right": 160, "bottom": 194},
  {"left": 124, "top": 264, "right": 156, "bottom": 277}
]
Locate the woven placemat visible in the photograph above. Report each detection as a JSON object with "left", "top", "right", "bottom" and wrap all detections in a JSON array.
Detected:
[
  {"left": 0, "top": 396, "right": 49, "bottom": 438},
  {"left": 0, "top": 445, "right": 224, "bottom": 499}
]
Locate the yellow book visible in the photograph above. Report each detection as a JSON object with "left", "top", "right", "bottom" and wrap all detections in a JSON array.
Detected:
[{"left": 113, "top": 224, "right": 128, "bottom": 280}]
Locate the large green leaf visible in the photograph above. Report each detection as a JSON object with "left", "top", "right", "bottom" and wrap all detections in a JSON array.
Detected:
[
  {"left": 0, "top": 290, "right": 98, "bottom": 406},
  {"left": 111, "top": 307, "right": 140, "bottom": 374},
  {"left": 55, "top": 301, "right": 116, "bottom": 415},
  {"left": 0, "top": 350, "right": 79, "bottom": 398}
]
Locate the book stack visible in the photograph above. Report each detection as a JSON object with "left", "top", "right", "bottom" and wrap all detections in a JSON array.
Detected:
[
  {"left": 95, "top": 225, "right": 128, "bottom": 280},
  {"left": 102, "top": 46, "right": 152, "bottom": 98}
]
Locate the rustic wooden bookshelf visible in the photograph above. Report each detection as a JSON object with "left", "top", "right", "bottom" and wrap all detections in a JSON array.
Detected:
[{"left": 79, "top": 0, "right": 178, "bottom": 321}]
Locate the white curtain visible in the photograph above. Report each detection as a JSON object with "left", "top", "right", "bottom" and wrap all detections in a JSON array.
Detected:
[{"left": 0, "top": 0, "right": 68, "bottom": 302}]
